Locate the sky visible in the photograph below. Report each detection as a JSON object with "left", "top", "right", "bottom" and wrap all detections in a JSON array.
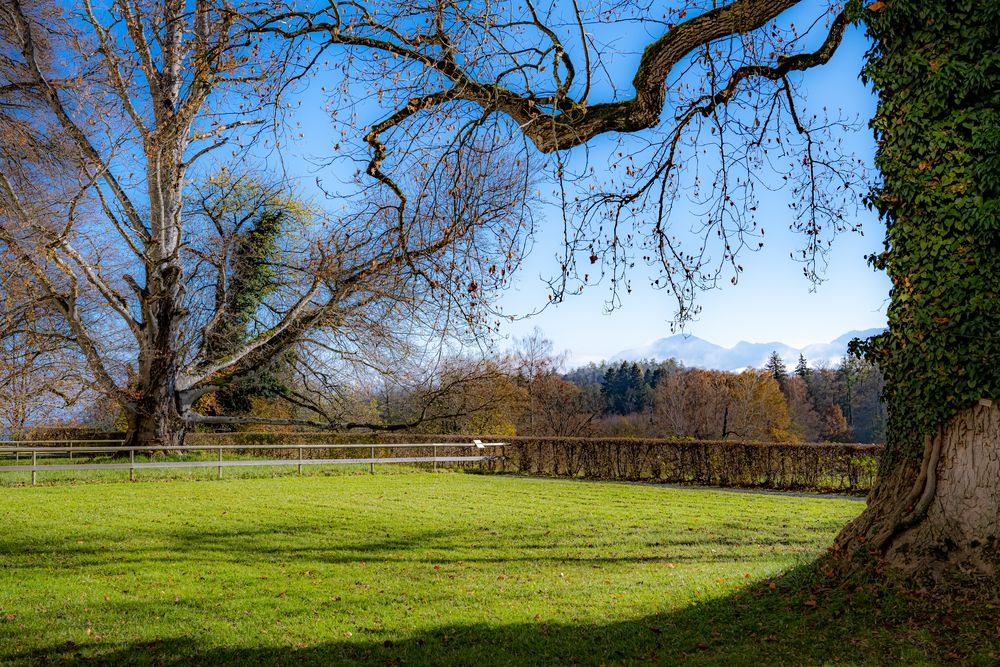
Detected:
[
  {"left": 496, "top": 18, "right": 889, "bottom": 365},
  {"left": 283, "top": 3, "right": 890, "bottom": 368}
]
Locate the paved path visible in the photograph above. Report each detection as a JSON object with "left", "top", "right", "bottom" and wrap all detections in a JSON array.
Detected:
[{"left": 498, "top": 474, "right": 868, "bottom": 502}]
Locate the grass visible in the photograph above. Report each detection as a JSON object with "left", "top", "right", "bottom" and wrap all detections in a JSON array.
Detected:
[{"left": 0, "top": 473, "right": 996, "bottom": 665}]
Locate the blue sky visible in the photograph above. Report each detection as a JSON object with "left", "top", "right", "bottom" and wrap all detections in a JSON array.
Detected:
[
  {"left": 497, "top": 19, "right": 889, "bottom": 365},
  {"left": 280, "top": 6, "right": 889, "bottom": 367}
]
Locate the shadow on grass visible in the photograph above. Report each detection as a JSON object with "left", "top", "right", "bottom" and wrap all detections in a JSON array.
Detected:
[
  {"left": 0, "top": 519, "right": 835, "bottom": 573},
  {"left": 4, "top": 560, "right": 996, "bottom": 666}
]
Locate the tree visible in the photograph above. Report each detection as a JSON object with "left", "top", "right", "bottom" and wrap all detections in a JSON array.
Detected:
[
  {"left": 784, "top": 375, "right": 823, "bottom": 441},
  {"left": 0, "top": 269, "right": 88, "bottom": 437},
  {"left": 0, "top": 0, "right": 531, "bottom": 447},
  {"left": 512, "top": 328, "right": 562, "bottom": 434},
  {"left": 794, "top": 354, "right": 810, "bottom": 379},
  {"left": 601, "top": 362, "right": 652, "bottom": 415},
  {"left": 189, "top": 171, "right": 302, "bottom": 419},
  {"left": 846, "top": 359, "right": 886, "bottom": 443},
  {"left": 651, "top": 368, "right": 728, "bottom": 439},
  {"left": 764, "top": 351, "right": 789, "bottom": 392},
  {"left": 525, "top": 375, "right": 602, "bottom": 437},
  {"left": 723, "top": 369, "right": 795, "bottom": 442},
  {"left": 818, "top": 401, "right": 852, "bottom": 442},
  {"left": 407, "top": 359, "right": 525, "bottom": 436},
  {"left": 269, "top": 0, "right": 998, "bottom": 578}
]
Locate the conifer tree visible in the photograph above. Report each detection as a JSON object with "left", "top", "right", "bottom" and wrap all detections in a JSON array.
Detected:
[
  {"left": 764, "top": 351, "right": 788, "bottom": 392},
  {"left": 795, "top": 354, "right": 810, "bottom": 379}
]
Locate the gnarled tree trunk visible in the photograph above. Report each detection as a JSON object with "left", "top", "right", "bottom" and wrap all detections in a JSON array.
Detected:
[
  {"left": 837, "top": 401, "right": 999, "bottom": 577},
  {"left": 123, "top": 390, "right": 186, "bottom": 450},
  {"left": 123, "top": 305, "right": 187, "bottom": 450}
]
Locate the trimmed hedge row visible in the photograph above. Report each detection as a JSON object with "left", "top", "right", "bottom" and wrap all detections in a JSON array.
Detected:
[
  {"left": 17, "top": 430, "right": 880, "bottom": 493},
  {"left": 186, "top": 432, "right": 883, "bottom": 494}
]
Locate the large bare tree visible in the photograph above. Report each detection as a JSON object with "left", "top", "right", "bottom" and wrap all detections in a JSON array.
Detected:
[
  {"left": 263, "top": 0, "right": 998, "bottom": 579},
  {"left": 0, "top": 0, "right": 531, "bottom": 447}
]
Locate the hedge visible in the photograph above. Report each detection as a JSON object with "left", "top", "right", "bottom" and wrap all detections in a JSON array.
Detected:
[{"left": 185, "top": 432, "right": 883, "bottom": 494}]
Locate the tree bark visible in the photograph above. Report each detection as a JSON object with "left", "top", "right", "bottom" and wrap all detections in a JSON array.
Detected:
[
  {"left": 124, "top": 304, "right": 187, "bottom": 450},
  {"left": 123, "top": 389, "right": 186, "bottom": 450},
  {"left": 836, "top": 401, "right": 1000, "bottom": 578}
]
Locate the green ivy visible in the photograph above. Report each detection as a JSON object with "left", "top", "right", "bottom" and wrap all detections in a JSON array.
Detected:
[
  {"left": 207, "top": 208, "right": 291, "bottom": 415},
  {"left": 850, "top": 0, "right": 1000, "bottom": 463}
]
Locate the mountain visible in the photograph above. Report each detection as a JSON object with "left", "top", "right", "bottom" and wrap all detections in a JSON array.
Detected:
[{"left": 610, "top": 328, "right": 884, "bottom": 371}]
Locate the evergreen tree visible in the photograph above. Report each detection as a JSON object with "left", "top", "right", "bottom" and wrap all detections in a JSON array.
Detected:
[
  {"left": 794, "top": 354, "right": 810, "bottom": 379},
  {"left": 601, "top": 361, "right": 651, "bottom": 415},
  {"left": 764, "top": 351, "right": 788, "bottom": 392}
]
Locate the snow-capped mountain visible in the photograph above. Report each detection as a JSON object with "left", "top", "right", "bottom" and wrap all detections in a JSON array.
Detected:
[{"left": 610, "top": 328, "right": 884, "bottom": 371}]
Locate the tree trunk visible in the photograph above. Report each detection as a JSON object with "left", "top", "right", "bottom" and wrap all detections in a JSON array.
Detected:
[
  {"left": 833, "top": 2, "right": 1000, "bottom": 582},
  {"left": 123, "top": 260, "right": 188, "bottom": 450},
  {"left": 123, "top": 389, "right": 186, "bottom": 450},
  {"left": 836, "top": 401, "right": 999, "bottom": 578}
]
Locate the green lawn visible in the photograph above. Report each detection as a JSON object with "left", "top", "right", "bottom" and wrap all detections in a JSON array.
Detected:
[{"left": 0, "top": 474, "right": 995, "bottom": 665}]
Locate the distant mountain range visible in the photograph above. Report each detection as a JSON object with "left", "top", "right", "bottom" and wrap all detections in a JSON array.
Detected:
[{"left": 610, "top": 328, "right": 885, "bottom": 371}]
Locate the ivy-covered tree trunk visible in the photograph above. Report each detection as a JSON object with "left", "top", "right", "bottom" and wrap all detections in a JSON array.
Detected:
[{"left": 835, "top": 1, "right": 1000, "bottom": 578}]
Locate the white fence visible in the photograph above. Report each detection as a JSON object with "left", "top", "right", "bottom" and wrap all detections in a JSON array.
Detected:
[{"left": 0, "top": 440, "right": 506, "bottom": 485}]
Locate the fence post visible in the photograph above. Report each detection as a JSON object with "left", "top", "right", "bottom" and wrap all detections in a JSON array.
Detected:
[
  {"left": 433, "top": 444, "right": 437, "bottom": 472},
  {"left": 298, "top": 447, "right": 303, "bottom": 476},
  {"left": 218, "top": 447, "right": 223, "bottom": 480},
  {"left": 31, "top": 450, "right": 37, "bottom": 486},
  {"left": 370, "top": 446, "right": 375, "bottom": 474},
  {"left": 130, "top": 449, "right": 135, "bottom": 482}
]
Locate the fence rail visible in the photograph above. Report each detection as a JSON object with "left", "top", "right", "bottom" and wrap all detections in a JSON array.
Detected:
[{"left": 0, "top": 441, "right": 505, "bottom": 485}]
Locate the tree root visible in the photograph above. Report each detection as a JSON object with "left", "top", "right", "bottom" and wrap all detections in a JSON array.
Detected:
[{"left": 873, "top": 426, "right": 943, "bottom": 551}]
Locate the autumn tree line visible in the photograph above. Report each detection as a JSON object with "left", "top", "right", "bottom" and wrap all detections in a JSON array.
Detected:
[
  {"left": 217, "top": 333, "right": 885, "bottom": 445},
  {"left": 423, "top": 335, "right": 886, "bottom": 444},
  {"left": 2, "top": 320, "right": 884, "bottom": 445}
]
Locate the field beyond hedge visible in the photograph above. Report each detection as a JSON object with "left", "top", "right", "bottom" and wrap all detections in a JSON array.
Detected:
[{"left": 0, "top": 474, "right": 995, "bottom": 665}]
